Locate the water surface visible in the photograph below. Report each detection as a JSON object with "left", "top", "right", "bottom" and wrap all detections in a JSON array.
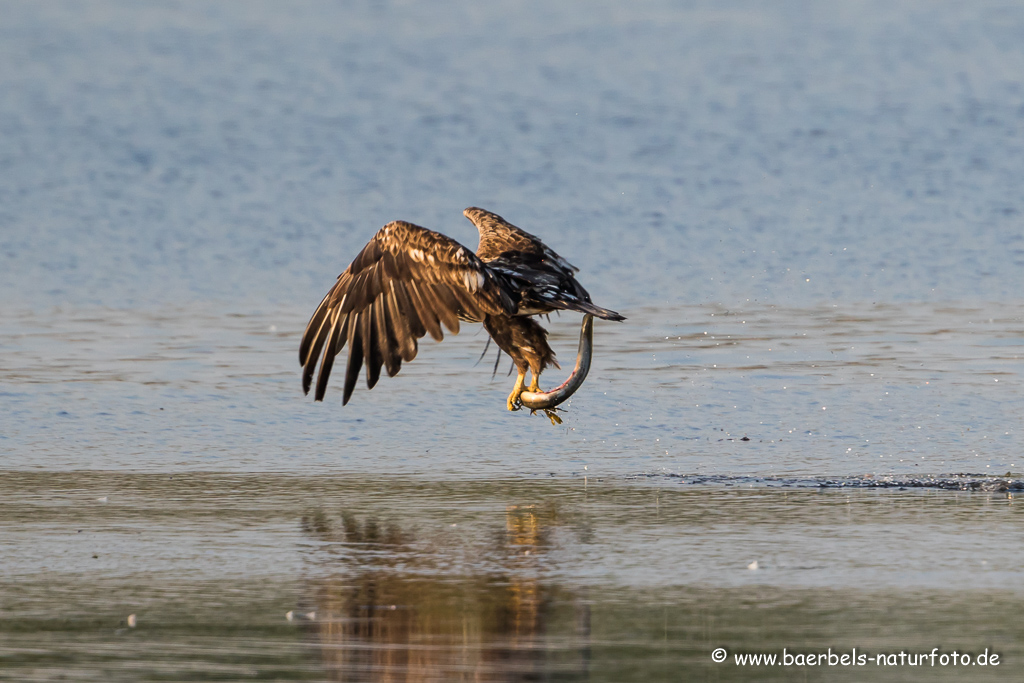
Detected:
[
  {"left": 3, "top": 472, "right": 1022, "bottom": 682},
  {"left": 2, "top": 0, "right": 1023, "bottom": 680}
]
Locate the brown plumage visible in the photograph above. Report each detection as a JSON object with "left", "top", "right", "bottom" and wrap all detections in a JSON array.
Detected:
[{"left": 300, "top": 208, "right": 624, "bottom": 409}]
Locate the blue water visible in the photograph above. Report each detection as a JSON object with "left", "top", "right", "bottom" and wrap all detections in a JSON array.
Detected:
[
  {"left": 2, "top": 1, "right": 1022, "bottom": 313},
  {"left": 2, "top": 2, "right": 1023, "bottom": 680}
]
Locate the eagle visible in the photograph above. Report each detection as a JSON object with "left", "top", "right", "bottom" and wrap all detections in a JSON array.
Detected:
[{"left": 299, "top": 207, "right": 624, "bottom": 417}]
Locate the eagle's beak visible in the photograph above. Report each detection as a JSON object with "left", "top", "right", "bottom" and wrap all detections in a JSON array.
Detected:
[{"left": 519, "top": 314, "right": 594, "bottom": 412}]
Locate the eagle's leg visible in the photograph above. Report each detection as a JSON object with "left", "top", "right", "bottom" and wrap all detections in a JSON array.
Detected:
[
  {"left": 484, "top": 314, "right": 556, "bottom": 414},
  {"left": 507, "top": 369, "right": 527, "bottom": 411}
]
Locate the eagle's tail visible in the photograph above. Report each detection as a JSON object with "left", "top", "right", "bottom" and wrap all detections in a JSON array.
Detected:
[
  {"left": 539, "top": 292, "right": 625, "bottom": 322},
  {"left": 567, "top": 299, "right": 625, "bottom": 322}
]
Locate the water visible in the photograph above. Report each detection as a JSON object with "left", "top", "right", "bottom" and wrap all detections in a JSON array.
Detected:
[
  {"left": 2, "top": 1, "right": 1024, "bottom": 680},
  {"left": 3, "top": 472, "right": 1022, "bottom": 682}
]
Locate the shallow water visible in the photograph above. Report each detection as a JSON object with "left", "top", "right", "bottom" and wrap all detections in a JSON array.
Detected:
[
  {"left": 3, "top": 300, "right": 1021, "bottom": 479},
  {"left": 2, "top": 0, "right": 1024, "bottom": 680},
  {"left": 3, "top": 472, "right": 1022, "bottom": 682}
]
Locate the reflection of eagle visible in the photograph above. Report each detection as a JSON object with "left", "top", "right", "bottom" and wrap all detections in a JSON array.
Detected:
[
  {"left": 301, "top": 503, "right": 588, "bottom": 680},
  {"left": 300, "top": 208, "right": 624, "bottom": 411}
]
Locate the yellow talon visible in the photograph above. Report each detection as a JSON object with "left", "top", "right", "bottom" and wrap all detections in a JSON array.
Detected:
[
  {"left": 507, "top": 369, "right": 526, "bottom": 411},
  {"left": 530, "top": 407, "right": 563, "bottom": 425}
]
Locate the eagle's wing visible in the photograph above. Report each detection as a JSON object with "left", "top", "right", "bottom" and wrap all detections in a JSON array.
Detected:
[
  {"left": 463, "top": 207, "right": 627, "bottom": 320},
  {"left": 300, "top": 221, "right": 515, "bottom": 404},
  {"left": 463, "top": 206, "right": 579, "bottom": 273}
]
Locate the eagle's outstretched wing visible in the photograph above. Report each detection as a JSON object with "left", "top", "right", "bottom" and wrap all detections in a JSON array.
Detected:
[{"left": 300, "top": 221, "right": 515, "bottom": 404}]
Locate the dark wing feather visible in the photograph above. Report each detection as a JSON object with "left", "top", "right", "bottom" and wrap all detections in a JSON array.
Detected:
[
  {"left": 300, "top": 221, "right": 515, "bottom": 403},
  {"left": 314, "top": 318, "right": 344, "bottom": 403},
  {"left": 485, "top": 254, "right": 625, "bottom": 321},
  {"left": 386, "top": 282, "right": 417, "bottom": 361},
  {"left": 342, "top": 317, "right": 363, "bottom": 404}
]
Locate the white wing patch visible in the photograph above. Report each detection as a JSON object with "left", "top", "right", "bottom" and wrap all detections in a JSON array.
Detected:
[{"left": 461, "top": 269, "right": 486, "bottom": 291}]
